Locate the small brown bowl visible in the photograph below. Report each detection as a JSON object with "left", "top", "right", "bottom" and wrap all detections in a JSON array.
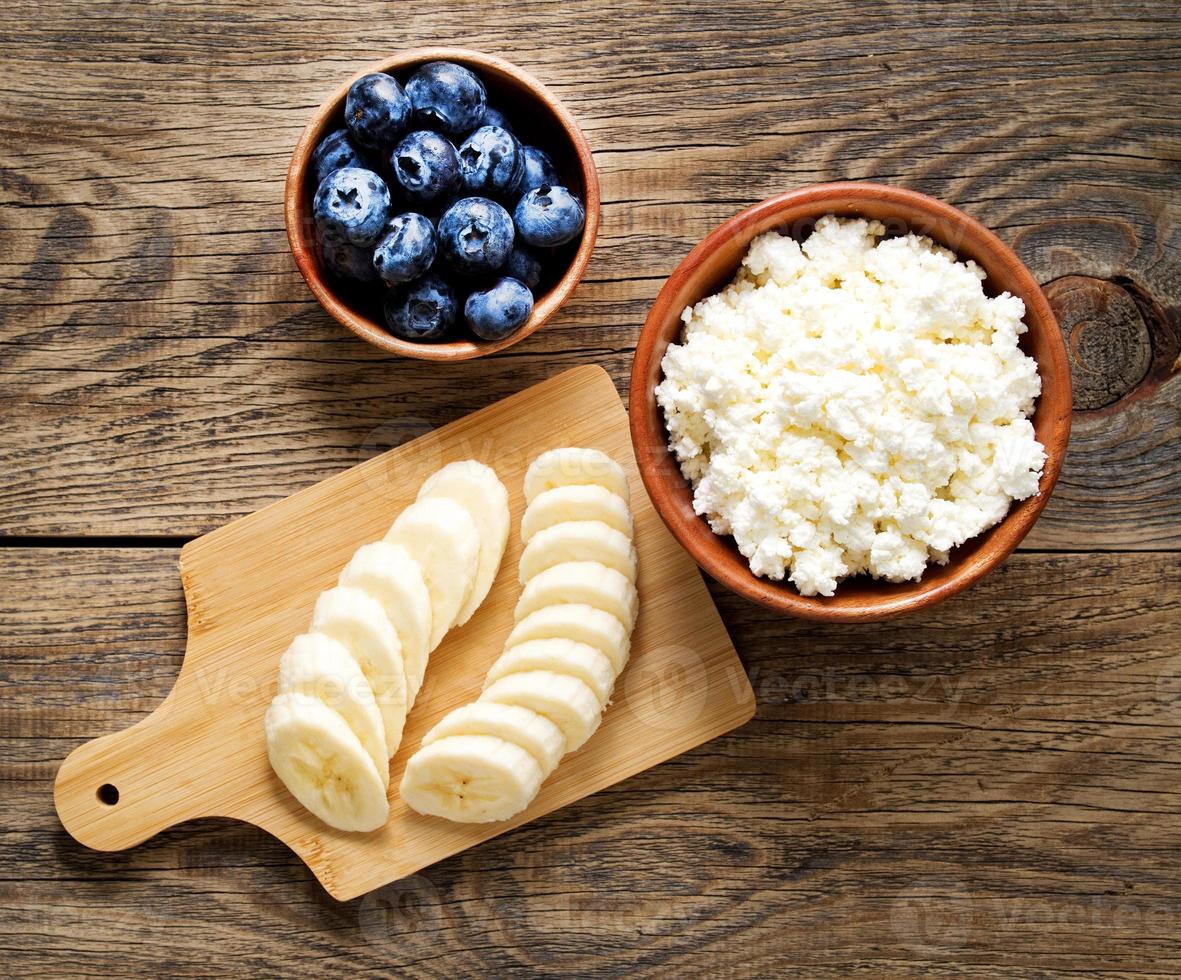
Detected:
[
  {"left": 630, "top": 183, "right": 1072, "bottom": 622},
  {"left": 285, "top": 48, "right": 600, "bottom": 361}
]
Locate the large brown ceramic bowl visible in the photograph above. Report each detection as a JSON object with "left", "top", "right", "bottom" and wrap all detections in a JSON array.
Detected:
[
  {"left": 630, "top": 183, "right": 1072, "bottom": 622},
  {"left": 285, "top": 48, "right": 600, "bottom": 361}
]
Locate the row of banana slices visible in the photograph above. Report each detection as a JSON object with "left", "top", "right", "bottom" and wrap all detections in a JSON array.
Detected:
[
  {"left": 265, "top": 460, "right": 510, "bottom": 832},
  {"left": 399, "top": 448, "right": 639, "bottom": 824}
]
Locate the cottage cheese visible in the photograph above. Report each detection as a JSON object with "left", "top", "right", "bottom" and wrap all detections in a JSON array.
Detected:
[{"left": 655, "top": 215, "right": 1046, "bottom": 597}]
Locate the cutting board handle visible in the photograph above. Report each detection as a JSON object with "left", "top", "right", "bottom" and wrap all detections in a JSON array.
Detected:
[{"left": 54, "top": 694, "right": 213, "bottom": 851}]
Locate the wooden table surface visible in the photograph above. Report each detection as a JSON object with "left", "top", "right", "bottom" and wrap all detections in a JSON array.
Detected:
[{"left": 3, "top": 1, "right": 1179, "bottom": 975}]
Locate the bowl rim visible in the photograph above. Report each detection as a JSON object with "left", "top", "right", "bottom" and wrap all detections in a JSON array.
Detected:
[
  {"left": 284, "top": 46, "right": 601, "bottom": 362},
  {"left": 629, "top": 181, "right": 1073, "bottom": 622}
]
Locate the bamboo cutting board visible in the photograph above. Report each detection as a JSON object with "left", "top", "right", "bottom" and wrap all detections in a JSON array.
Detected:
[{"left": 54, "top": 365, "right": 755, "bottom": 900}]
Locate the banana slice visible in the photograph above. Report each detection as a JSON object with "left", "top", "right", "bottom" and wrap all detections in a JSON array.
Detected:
[
  {"left": 518, "top": 520, "right": 638, "bottom": 585},
  {"left": 504, "top": 603, "right": 631, "bottom": 674},
  {"left": 524, "top": 448, "right": 630, "bottom": 505},
  {"left": 310, "top": 586, "right": 408, "bottom": 755},
  {"left": 386, "top": 498, "right": 479, "bottom": 651},
  {"left": 484, "top": 638, "right": 616, "bottom": 705},
  {"left": 399, "top": 734, "right": 543, "bottom": 823},
  {"left": 339, "top": 540, "right": 432, "bottom": 702},
  {"left": 417, "top": 460, "right": 509, "bottom": 627},
  {"left": 521, "top": 485, "right": 633, "bottom": 544},
  {"left": 480, "top": 670, "right": 603, "bottom": 753},
  {"left": 515, "top": 561, "right": 638, "bottom": 631},
  {"left": 277, "top": 633, "right": 389, "bottom": 785},
  {"left": 420, "top": 701, "right": 566, "bottom": 776},
  {"left": 265, "top": 692, "right": 390, "bottom": 832},
  {"left": 398, "top": 448, "right": 641, "bottom": 826}
]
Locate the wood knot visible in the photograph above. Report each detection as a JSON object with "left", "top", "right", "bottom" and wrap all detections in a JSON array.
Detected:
[{"left": 1044, "top": 275, "right": 1159, "bottom": 411}]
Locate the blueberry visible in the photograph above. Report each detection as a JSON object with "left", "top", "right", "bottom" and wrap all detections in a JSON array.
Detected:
[
  {"left": 513, "top": 184, "right": 585, "bottom": 247},
  {"left": 384, "top": 274, "right": 457, "bottom": 341},
  {"left": 345, "top": 73, "right": 412, "bottom": 150},
  {"left": 479, "top": 105, "right": 513, "bottom": 133},
  {"left": 438, "top": 197, "right": 514, "bottom": 274},
  {"left": 406, "top": 61, "right": 486, "bottom": 137},
  {"left": 320, "top": 238, "right": 377, "bottom": 282},
  {"left": 310, "top": 128, "right": 366, "bottom": 185},
  {"left": 517, "top": 146, "right": 559, "bottom": 194},
  {"left": 372, "top": 213, "right": 436, "bottom": 285},
  {"left": 464, "top": 277, "right": 533, "bottom": 341},
  {"left": 313, "top": 167, "right": 392, "bottom": 247},
  {"left": 457, "top": 125, "right": 525, "bottom": 197},
  {"left": 504, "top": 245, "right": 543, "bottom": 290},
  {"left": 391, "top": 130, "right": 460, "bottom": 203}
]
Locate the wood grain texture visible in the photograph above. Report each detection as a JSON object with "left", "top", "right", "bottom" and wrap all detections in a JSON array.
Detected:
[
  {"left": 2, "top": 0, "right": 1180, "bottom": 974},
  {"left": 1, "top": 0, "right": 1177, "bottom": 546},
  {"left": 5, "top": 547, "right": 1180, "bottom": 975},
  {"left": 52, "top": 366, "right": 754, "bottom": 899}
]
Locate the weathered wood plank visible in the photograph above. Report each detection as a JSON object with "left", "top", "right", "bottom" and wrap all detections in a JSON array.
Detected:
[
  {"left": 3, "top": 547, "right": 1178, "bottom": 974},
  {"left": 3, "top": 0, "right": 1180, "bottom": 974},
  {"left": 1, "top": 0, "right": 1179, "bottom": 545}
]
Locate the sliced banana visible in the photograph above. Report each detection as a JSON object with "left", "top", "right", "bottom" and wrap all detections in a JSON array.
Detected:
[
  {"left": 480, "top": 670, "right": 603, "bottom": 753},
  {"left": 524, "top": 448, "right": 630, "bottom": 505},
  {"left": 339, "top": 540, "right": 432, "bottom": 702},
  {"left": 484, "top": 638, "right": 616, "bottom": 705},
  {"left": 277, "top": 633, "right": 389, "bottom": 785},
  {"left": 265, "top": 692, "right": 390, "bottom": 833},
  {"left": 518, "top": 520, "right": 638, "bottom": 585},
  {"left": 264, "top": 461, "right": 514, "bottom": 833},
  {"left": 515, "top": 561, "right": 638, "bottom": 631},
  {"left": 386, "top": 497, "right": 479, "bottom": 651},
  {"left": 504, "top": 603, "right": 631, "bottom": 674},
  {"left": 417, "top": 460, "right": 509, "bottom": 627},
  {"left": 400, "top": 448, "right": 640, "bottom": 826},
  {"left": 399, "top": 734, "right": 543, "bottom": 823},
  {"left": 310, "top": 586, "right": 407, "bottom": 754},
  {"left": 420, "top": 701, "right": 566, "bottom": 776},
  {"left": 521, "top": 484, "right": 633, "bottom": 544}
]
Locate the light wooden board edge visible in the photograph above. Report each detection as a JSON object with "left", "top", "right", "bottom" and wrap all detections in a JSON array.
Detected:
[{"left": 54, "top": 365, "right": 756, "bottom": 901}]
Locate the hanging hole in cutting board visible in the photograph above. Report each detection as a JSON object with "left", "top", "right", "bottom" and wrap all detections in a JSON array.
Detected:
[{"left": 96, "top": 784, "right": 119, "bottom": 806}]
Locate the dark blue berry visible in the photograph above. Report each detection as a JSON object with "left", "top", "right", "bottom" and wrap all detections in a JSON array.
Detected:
[
  {"left": 391, "top": 130, "right": 460, "bottom": 203},
  {"left": 313, "top": 167, "right": 392, "bottom": 247},
  {"left": 345, "top": 73, "right": 412, "bottom": 150},
  {"left": 464, "top": 277, "right": 533, "bottom": 341},
  {"left": 320, "top": 238, "right": 377, "bottom": 282},
  {"left": 384, "top": 274, "right": 457, "bottom": 341},
  {"left": 457, "top": 125, "right": 525, "bottom": 197},
  {"left": 406, "top": 61, "right": 486, "bottom": 137},
  {"left": 504, "top": 245, "right": 543, "bottom": 290},
  {"left": 438, "top": 197, "right": 514, "bottom": 275},
  {"left": 518, "top": 146, "right": 559, "bottom": 194},
  {"left": 311, "top": 128, "right": 365, "bottom": 185},
  {"left": 372, "top": 213, "right": 437, "bottom": 285},
  {"left": 513, "top": 184, "right": 585, "bottom": 247},
  {"left": 479, "top": 106, "right": 513, "bottom": 133}
]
